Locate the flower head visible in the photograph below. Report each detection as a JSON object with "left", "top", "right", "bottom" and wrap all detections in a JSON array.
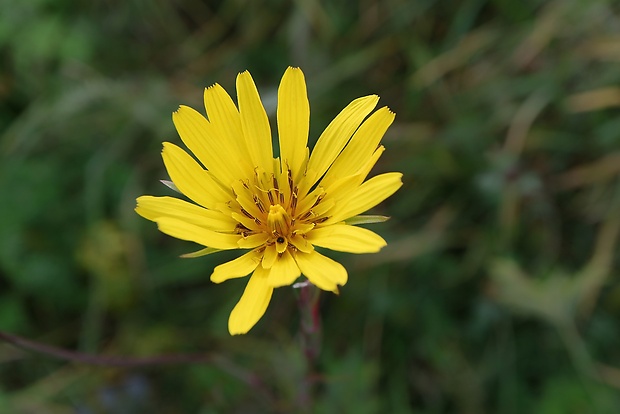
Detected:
[{"left": 136, "top": 67, "right": 402, "bottom": 334}]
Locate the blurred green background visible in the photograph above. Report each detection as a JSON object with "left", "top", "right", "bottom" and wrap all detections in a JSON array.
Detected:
[{"left": 2, "top": 0, "right": 620, "bottom": 412}]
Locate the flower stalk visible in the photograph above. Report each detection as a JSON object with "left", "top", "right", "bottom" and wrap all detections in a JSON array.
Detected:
[{"left": 296, "top": 280, "right": 322, "bottom": 365}]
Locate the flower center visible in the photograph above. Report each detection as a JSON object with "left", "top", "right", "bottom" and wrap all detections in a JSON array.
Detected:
[
  {"left": 267, "top": 204, "right": 291, "bottom": 238},
  {"left": 230, "top": 167, "right": 332, "bottom": 255},
  {"left": 266, "top": 204, "right": 291, "bottom": 253}
]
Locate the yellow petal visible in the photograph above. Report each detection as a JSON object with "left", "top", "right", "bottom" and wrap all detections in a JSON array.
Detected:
[
  {"left": 238, "top": 233, "right": 270, "bottom": 249},
  {"left": 268, "top": 250, "right": 301, "bottom": 287},
  {"left": 136, "top": 195, "right": 237, "bottom": 232},
  {"left": 295, "top": 186, "right": 326, "bottom": 216},
  {"left": 161, "top": 142, "right": 232, "bottom": 210},
  {"left": 294, "top": 250, "right": 348, "bottom": 292},
  {"left": 203, "top": 84, "right": 253, "bottom": 175},
  {"left": 325, "top": 146, "right": 386, "bottom": 200},
  {"left": 228, "top": 266, "right": 273, "bottom": 335},
  {"left": 289, "top": 233, "right": 314, "bottom": 253},
  {"left": 322, "top": 144, "right": 386, "bottom": 202},
  {"left": 277, "top": 67, "right": 309, "bottom": 180},
  {"left": 306, "top": 95, "right": 379, "bottom": 185},
  {"left": 172, "top": 106, "right": 240, "bottom": 184},
  {"left": 155, "top": 217, "right": 241, "bottom": 249},
  {"left": 307, "top": 224, "right": 386, "bottom": 253},
  {"left": 211, "top": 249, "right": 262, "bottom": 283},
  {"left": 236, "top": 71, "right": 273, "bottom": 174},
  {"left": 321, "top": 106, "right": 394, "bottom": 188},
  {"left": 262, "top": 244, "right": 278, "bottom": 269},
  {"left": 319, "top": 174, "right": 360, "bottom": 207},
  {"left": 328, "top": 172, "right": 403, "bottom": 223},
  {"left": 355, "top": 145, "right": 385, "bottom": 184}
]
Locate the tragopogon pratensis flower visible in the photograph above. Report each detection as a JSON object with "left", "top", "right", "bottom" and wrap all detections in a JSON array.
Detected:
[{"left": 136, "top": 67, "right": 402, "bottom": 334}]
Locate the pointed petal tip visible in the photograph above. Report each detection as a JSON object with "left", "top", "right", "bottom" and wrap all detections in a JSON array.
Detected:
[
  {"left": 228, "top": 325, "right": 247, "bottom": 335},
  {"left": 349, "top": 94, "right": 380, "bottom": 107},
  {"left": 204, "top": 82, "right": 226, "bottom": 96},
  {"left": 134, "top": 196, "right": 150, "bottom": 217},
  {"left": 389, "top": 171, "right": 404, "bottom": 185},
  {"left": 237, "top": 70, "right": 251, "bottom": 80},
  {"left": 334, "top": 94, "right": 379, "bottom": 108},
  {"left": 172, "top": 105, "right": 186, "bottom": 116},
  {"left": 230, "top": 328, "right": 250, "bottom": 335},
  {"left": 173, "top": 105, "right": 199, "bottom": 119},
  {"left": 161, "top": 141, "right": 171, "bottom": 148},
  {"left": 285, "top": 66, "right": 303, "bottom": 73},
  {"left": 379, "top": 105, "right": 396, "bottom": 117},
  {"left": 282, "top": 66, "right": 306, "bottom": 82}
]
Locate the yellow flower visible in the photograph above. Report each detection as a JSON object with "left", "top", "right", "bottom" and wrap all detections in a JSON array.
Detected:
[{"left": 136, "top": 67, "right": 402, "bottom": 335}]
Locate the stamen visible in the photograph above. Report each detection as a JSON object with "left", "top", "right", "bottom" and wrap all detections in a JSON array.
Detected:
[
  {"left": 240, "top": 208, "right": 254, "bottom": 219},
  {"left": 291, "top": 190, "right": 298, "bottom": 212},
  {"left": 253, "top": 195, "right": 266, "bottom": 213},
  {"left": 299, "top": 210, "right": 314, "bottom": 221},
  {"left": 287, "top": 170, "right": 294, "bottom": 192},
  {"left": 311, "top": 193, "right": 325, "bottom": 209}
]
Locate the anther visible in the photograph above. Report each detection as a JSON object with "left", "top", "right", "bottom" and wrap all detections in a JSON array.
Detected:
[
  {"left": 291, "top": 191, "right": 298, "bottom": 212},
  {"left": 240, "top": 208, "right": 253, "bottom": 219},
  {"left": 287, "top": 170, "right": 294, "bottom": 191},
  {"left": 299, "top": 211, "right": 314, "bottom": 221},
  {"left": 235, "top": 223, "right": 250, "bottom": 234},
  {"left": 311, "top": 193, "right": 325, "bottom": 209},
  {"left": 253, "top": 195, "right": 266, "bottom": 213}
]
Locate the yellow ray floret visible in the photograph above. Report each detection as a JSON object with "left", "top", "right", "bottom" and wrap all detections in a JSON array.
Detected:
[{"left": 136, "top": 67, "right": 402, "bottom": 335}]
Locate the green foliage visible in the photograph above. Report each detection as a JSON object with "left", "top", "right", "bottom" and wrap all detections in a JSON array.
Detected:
[{"left": 1, "top": 0, "right": 620, "bottom": 412}]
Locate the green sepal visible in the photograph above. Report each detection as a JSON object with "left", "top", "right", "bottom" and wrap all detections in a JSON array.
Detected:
[
  {"left": 344, "top": 215, "right": 390, "bottom": 225},
  {"left": 160, "top": 179, "right": 181, "bottom": 193},
  {"left": 180, "top": 247, "right": 222, "bottom": 258}
]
